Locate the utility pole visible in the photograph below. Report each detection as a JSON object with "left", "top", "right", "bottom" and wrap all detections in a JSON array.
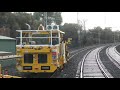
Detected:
[
  {"left": 118, "top": 33, "right": 119, "bottom": 42},
  {"left": 83, "top": 19, "right": 87, "bottom": 30},
  {"left": 44, "top": 12, "right": 47, "bottom": 30},
  {"left": 98, "top": 31, "right": 101, "bottom": 44},
  {"left": 45, "top": 12, "right": 47, "bottom": 30},
  {"left": 77, "top": 12, "right": 80, "bottom": 42},
  {"left": 114, "top": 32, "right": 115, "bottom": 43},
  {"left": 77, "top": 12, "right": 79, "bottom": 24},
  {"left": 104, "top": 13, "right": 106, "bottom": 29},
  {"left": 44, "top": 12, "right": 45, "bottom": 28}
]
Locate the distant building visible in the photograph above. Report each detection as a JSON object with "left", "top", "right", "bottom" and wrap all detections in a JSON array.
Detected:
[
  {"left": 0, "top": 35, "right": 16, "bottom": 67},
  {"left": 0, "top": 35, "right": 16, "bottom": 54}
]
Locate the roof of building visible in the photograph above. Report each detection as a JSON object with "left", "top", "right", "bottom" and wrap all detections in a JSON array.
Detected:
[{"left": 0, "top": 35, "right": 16, "bottom": 40}]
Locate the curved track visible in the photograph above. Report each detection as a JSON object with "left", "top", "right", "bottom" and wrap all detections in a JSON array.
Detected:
[
  {"left": 106, "top": 45, "right": 120, "bottom": 69},
  {"left": 47, "top": 43, "right": 120, "bottom": 78},
  {"left": 51, "top": 44, "right": 116, "bottom": 78},
  {"left": 50, "top": 45, "right": 99, "bottom": 78},
  {"left": 76, "top": 46, "right": 112, "bottom": 78},
  {"left": 99, "top": 44, "right": 120, "bottom": 78}
]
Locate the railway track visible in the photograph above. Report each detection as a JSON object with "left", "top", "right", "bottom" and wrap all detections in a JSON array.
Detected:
[
  {"left": 50, "top": 45, "right": 100, "bottom": 78},
  {"left": 106, "top": 45, "right": 120, "bottom": 70},
  {"left": 3, "top": 44, "right": 118, "bottom": 78},
  {"left": 26, "top": 43, "right": 120, "bottom": 78},
  {"left": 98, "top": 44, "right": 120, "bottom": 78},
  {"left": 76, "top": 46, "right": 112, "bottom": 78},
  {"left": 50, "top": 44, "right": 114, "bottom": 78}
]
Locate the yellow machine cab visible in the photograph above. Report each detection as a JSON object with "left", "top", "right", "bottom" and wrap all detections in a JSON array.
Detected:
[{"left": 16, "top": 25, "right": 69, "bottom": 73}]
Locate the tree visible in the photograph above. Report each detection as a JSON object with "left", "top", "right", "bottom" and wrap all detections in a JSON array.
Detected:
[
  {"left": 33, "top": 12, "right": 62, "bottom": 25},
  {"left": 0, "top": 12, "right": 63, "bottom": 38},
  {"left": 61, "top": 23, "right": 80, "bottom": 47}
]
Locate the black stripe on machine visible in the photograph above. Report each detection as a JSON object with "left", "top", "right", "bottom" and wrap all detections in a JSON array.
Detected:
[{"left": 41, "top": 66, "right": 50, "bottom": 70}]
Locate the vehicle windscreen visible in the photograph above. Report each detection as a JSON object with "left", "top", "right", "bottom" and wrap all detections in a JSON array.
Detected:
[{"left": 32, "top": 34, "right": 50, "bottom": 45}]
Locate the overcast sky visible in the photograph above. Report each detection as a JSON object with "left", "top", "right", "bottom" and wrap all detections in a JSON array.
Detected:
[{"left": 61, "top": 12, "right": 120, "bottom": 31}]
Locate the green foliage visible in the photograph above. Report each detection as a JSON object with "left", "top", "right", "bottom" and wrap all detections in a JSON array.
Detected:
[
  {"left": 33, "top": 12, "right": 62, "bottom": 25},
  {"left": 0, "top": 12, "right": 62, "bottom": 38},
  {"left": 61, "top": 23, "right": 79, "bottom": 47},
  {"left": 61, "top": 24, "right": 120, "bottom": 48}
]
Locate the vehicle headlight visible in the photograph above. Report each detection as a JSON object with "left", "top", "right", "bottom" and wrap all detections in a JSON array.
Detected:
[{"left": 17, "top": 66, "right": 23, "bottom": 71}]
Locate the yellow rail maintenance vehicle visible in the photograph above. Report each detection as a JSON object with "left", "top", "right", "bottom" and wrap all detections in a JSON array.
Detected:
[{"left": 16, "top": 25, "right": 70, "bottom": 74}]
